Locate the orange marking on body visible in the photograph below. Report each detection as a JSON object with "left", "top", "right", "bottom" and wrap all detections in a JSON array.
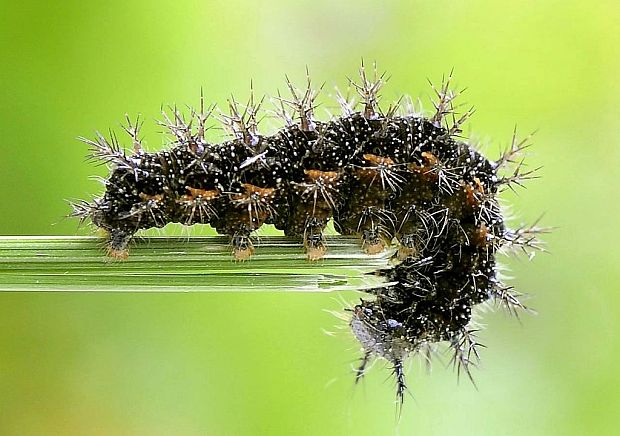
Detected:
[
  {"left": 409, "top": 152, "right": 439, "bottom": 176},
  {"left": 408, "top": 154, "right": 439, "bottom": 182},
  {"left": 303, "top": 169, "right": 339, "bottom": 183},
  {"left": 229, "top": 184, "right": 276, "bottom": 227},
  {"left": 473, "top": 223, "right": 489, "bottom": 246},
  {"left": 421, "top": 151, "right": 439, "bottom": 166},
  {"left": 464, "top": 178, "right": 485, "bottom": 207},
  {"left": 363, "top": 154, "right": 395, "bottom": 166},
  {"left": 358, "top": 154, "right": 396, "bottom": 180},
  {"left": 242, "top": 183, "right": 275, "bottom": 198},
  {"left": 139, "top": 193, "right": 164, "bottom": 202},
  {"left": 186, "top": 187, "right": 220, "bottom": 200},
  {"left": 231, "top": 184, "right": 276, "bottom": 202},
  {"left": 473, "top": 177, "right": 484, "bottom": 193}
]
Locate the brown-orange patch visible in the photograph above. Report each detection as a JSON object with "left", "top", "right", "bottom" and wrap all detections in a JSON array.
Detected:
[{"left": 303, "top": 169, "right": 339, "bottom": 183}]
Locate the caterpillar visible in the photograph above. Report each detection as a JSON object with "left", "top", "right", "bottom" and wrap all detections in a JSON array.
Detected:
[{"left": 71, "top": 64, "right": 544, "bottom": 405}]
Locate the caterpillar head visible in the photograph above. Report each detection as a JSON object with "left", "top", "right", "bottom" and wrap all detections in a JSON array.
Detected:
[
  {"left": 350, "top": 300, "right": 414, "bottom": 403},
  {"left": 350, "top": 300, "right": 414, "bottom": 362}
]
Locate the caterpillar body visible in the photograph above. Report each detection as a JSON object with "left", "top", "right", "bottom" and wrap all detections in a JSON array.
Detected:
[{"left": 72, "top": 65, "right": 543, "bottom": 405}]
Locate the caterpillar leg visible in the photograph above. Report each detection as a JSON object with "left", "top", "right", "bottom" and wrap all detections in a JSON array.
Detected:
[
  {"left": 336, "top": 207, "right": 393, "bottom": 255},
  {"left": 231, "top": 228, "right": 255, "bottom": 261},
  {"left": 361, "top": 225, "right": 389, "bottom": 255},
  {"left": 219, "top": 183, "right": 277, "bottom": 261},
  {"left": 303, "top": 217, "right": 327, "bottom": 261},
  {"left": 395, "top": 233, "right": 418, "bottom": 260},
  {"left": 292, "top": 169, "right": 341, "bottom": 261},
  {"left": 105, "top": 228, "right": 134, "bottom": 260}
]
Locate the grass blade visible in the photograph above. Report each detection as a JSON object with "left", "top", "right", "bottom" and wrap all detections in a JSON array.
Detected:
[{"left": 0, "top": 236, "right": 390, "bottom": 292}]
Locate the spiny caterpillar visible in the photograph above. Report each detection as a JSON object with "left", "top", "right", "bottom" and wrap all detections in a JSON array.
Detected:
[{"left": 72, "top": 64, "right": 544, "bottom": 405}]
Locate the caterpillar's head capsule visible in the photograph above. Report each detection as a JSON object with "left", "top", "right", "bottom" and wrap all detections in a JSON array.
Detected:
[
  {"left": 350, "top": 300, "right": 412, "bottom": 403},
  {"left": 350, "top": 301, "right": 413, "bottom": 364}
]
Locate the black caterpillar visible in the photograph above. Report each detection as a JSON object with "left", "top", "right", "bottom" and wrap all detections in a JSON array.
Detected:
[{"left": 72, "top": 65, "right": 544, "bottom": 405}]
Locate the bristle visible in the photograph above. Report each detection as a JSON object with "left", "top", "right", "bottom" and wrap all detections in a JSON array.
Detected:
[
  {"left": 449, "top": 328, "right": 484, "bottom": 387},
  {"left": 429, "top": 69, "right": 461, "bottom": 126},
  {"left": 280, "top": 70, "right": 323, "bottom": 131},
  {"left": 218, "top": 89, "right": 264, "bottom": 147},
  {"left": 121, "top": 113, "right": 144, "bottom": 154},
  {"left": 354, "top": 351, "right": 372, "bottom": 384},
  {"left": 79, "top": 131, "right": 132, "bottom": 168},
  {"left": 67, "top": 199, "right": 95, "bottom": 226},
  {"left": 495, "top": 127, "right": 536, "bottom": 170},
  {"left": 349, "top": 60, "right": 386, "bottom": 119}
]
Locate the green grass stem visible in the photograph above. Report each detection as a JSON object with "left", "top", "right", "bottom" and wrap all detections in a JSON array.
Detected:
[{"left": 0, "top": 236, "right": 391, "bottom": 292}]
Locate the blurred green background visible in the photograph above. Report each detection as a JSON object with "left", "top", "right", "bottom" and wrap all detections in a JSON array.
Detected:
[{"left": 1, "top": 0, "right": 619, "bottom": 434}]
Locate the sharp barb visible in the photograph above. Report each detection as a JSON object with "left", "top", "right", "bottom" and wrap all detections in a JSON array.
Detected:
[
  {"left": 449, "top": 328, "right": 484, "bottom": 388},
  {"left": 392, "top": 359, "right": 407, "bottom": 411},
  {"left": 349, "top": 60, "right": 386, "bottom": 119},
  {"left": 354, "top": 351, "right": 372, "bottom": 384},
  {"left": 495, "top": 128, "right": 537, "bottom": 169},
  {"left": 121, "top": 113, "right": 144, "bottom": 154},
  {"left": 500, "top": 215, "right": 552, "bottom": 255}
]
